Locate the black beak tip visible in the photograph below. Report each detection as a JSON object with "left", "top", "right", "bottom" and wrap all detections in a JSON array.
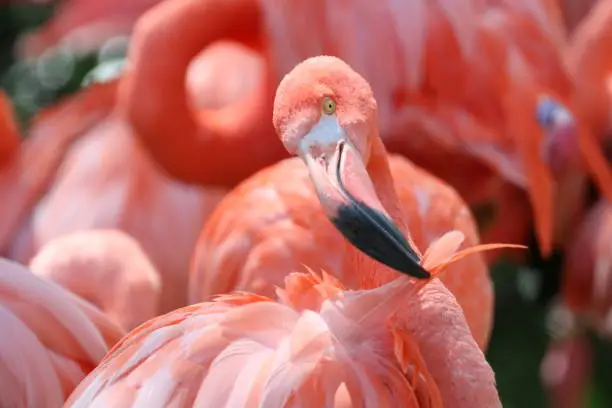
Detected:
[{"left": 331, "top": 202, "right": 431, "bottom": 280}]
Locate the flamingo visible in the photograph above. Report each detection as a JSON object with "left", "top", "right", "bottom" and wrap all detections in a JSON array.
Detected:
[
  {"left": 123, "top": 0, "right": 612, "bottom": 260},
  {"left": 28, "top": 229, "right": 161, "bottom": 331},
  {"left": 0, "top": 41, "right": 268, "bottom": 311},
  {"left": 0, "top": 257, "right": 124, "bottom": 407},
  {"left": 0, "top": 39, "right": 261, "bottom": 261},
  {"left": 0, "top": 81, "right": 117, "bottom": 255},
  {"left": 5, "top": 89, "right": 226, "bottom": 312},
  {"left": 189, "top": 154, "right": 495, "bottom": 350},
  {"left": 122, "top": 0, "right": 288, "bottom": 186},
  {"left": 65, "top": 55, "right": 523, "bottom": 408}
]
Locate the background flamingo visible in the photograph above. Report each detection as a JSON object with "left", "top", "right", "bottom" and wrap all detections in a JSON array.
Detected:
[
  {"left": 28, "top": 228, "right": 161, "bottom": 331},
  {"left": 0, "top": 43, "right": 265, "bottom": 312},
  {"left": 0, "top": 257, "right": 124, "bottom": 407},
  {"left": 0, "top": 80, "right": 116, "bottom": 255}
]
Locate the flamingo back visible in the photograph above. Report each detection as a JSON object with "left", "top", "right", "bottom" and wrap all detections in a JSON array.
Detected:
[
  {"left": 189, "top": 155, "right": 493, "bottom": 349},
  {"left": 0, "top": 81, "right": 117, "bottom": 256},
  {"left": 189, "top": 159, "right": 348, "bottom": 302},
  {"left": 9, "top": 118, "right": 226, "bottom": 313},
  {"left": 28, "top": 229, "right": 162, "bottom": 331}
]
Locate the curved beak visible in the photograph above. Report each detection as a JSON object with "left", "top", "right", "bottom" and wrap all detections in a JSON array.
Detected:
[
  {"left": 298, "top": 115, "right": 430, "bottom": 279},
  {"left": 537, "top": 98, "right": 580, "bottom": 175}
]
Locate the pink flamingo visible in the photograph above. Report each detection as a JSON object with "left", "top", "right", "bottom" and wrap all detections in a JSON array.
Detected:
[
  {"left": 0, "top": 81, "right": 117, "bottom": 256},
  {"left": 65, "top": 55, "right": 522, "bottom": 408},
  {"left": 0, "top": 257, "right": 124, "bottom": 406},
  {"left": 0, "top": 42, "right": 264, "bottom": 311},
  {"left": 28, "top": 229, "right": 161, "bottom": 331}
]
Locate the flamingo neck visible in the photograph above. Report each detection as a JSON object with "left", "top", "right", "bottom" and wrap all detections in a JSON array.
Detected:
[
  {"left": 120, "top": 0, "right": 288, "bottom": 186},
  {"left": 367, "top": 135, "right": 409, "bottom": 234}
]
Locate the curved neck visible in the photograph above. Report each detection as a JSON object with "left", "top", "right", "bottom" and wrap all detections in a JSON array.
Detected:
[
  {"left": 367, "top": 135, "right": 408, "bottom": 235},
  {"left": 121, "top": 0, "right": 288, "bottom": 187}
]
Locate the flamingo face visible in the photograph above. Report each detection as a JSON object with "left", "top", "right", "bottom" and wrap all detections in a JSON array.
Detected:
[
  {"left": 273, "top": 57, "right": 429, "bottom": 279},
  {"left": 537, "top": 96, "right": 580, "bottom": 174}
]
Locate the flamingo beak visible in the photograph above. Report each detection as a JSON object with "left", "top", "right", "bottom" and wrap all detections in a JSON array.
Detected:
[
  {"left": 298, "top": 115, "right": 430, "bottom": 279},
  {"left": 537, "top": 98, "right": 580, "bottom": 175}
]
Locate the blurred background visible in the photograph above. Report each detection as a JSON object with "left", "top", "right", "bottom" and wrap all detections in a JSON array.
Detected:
[{"left": 2, "top": 2, "right": 612, "bottom": 407}]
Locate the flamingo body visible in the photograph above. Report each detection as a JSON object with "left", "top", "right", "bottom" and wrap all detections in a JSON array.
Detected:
[
  {"left": 191, "top": 155, "right": 493, "bottom": 349},
  {"left": 9, "top": 116, "right": 226, "bottom": 312}
]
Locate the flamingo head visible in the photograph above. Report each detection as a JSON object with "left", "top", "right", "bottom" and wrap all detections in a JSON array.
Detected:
[
  {"left": 536, "top": 96, "right": 581, "bottom": 175},
  {"left": 272, "top": 56, "right": 429, "bottom": 279}
]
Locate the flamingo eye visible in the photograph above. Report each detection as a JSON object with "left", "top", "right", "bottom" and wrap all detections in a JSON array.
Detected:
[
  {"left": 536, "top": 97, "right": 559, "bottom": 129},
  {"left": 321, "top": 96, "right": 336, "bottom": 115}
]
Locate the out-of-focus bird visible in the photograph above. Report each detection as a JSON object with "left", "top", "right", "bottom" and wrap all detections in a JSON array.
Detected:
[
  {"left": 28, "top": 229, "right": 161, "bottom": 331},
  {"left": 1, "top": 45, "right": 263, "bottom": 311},
  {"left": 0, "top": 258, "right": 124, "bottom": 407},
  {"left": 0, "top": 81, "right": 117, "bottom": 256},
  {"left": 6, "top": 95, "right": 226, "bottom": 312},
  {"left": 123, "top": 0, "right": 288, "bottom": 186},
  {"left": 65, "top": 55, "right": 521, "bottom": 407}
]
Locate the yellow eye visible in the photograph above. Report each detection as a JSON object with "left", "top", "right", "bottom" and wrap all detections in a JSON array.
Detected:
[{"left": 321, "top": 96, "right": 336, "bottom": 115}]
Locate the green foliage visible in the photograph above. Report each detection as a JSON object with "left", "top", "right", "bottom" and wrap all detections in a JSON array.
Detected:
[{"left": 0, "top": 5, "right": 102, "bottom": 129}]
